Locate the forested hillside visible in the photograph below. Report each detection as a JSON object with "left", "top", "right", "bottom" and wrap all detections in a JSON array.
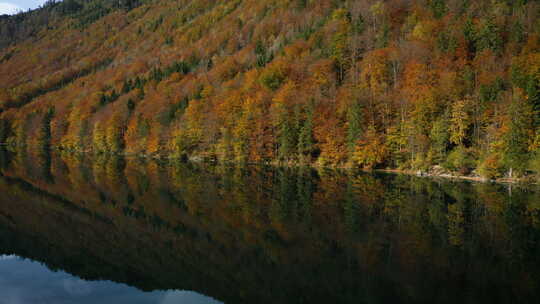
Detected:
[{"left": 0, "top": 0, "right": 539, "bottom": 179}]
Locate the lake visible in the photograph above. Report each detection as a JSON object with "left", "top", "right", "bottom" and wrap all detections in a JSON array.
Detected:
[{"left": 0, "top": 149, "right": 539, "bottom": 303}]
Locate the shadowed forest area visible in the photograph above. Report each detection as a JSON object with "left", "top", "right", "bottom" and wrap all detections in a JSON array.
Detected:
[
  {"left": 0, "top": 149, "right": 539, "bottom": 303},
  {"left": 0, "top": 0, "right": 539, "bottom": 181}
]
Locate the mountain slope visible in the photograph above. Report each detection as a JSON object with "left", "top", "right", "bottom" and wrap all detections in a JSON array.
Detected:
[{"left": 0, "top": 0, "right": 539, "bottom": 179}]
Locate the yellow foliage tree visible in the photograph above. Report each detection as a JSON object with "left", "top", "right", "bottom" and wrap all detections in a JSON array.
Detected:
[
  {"left": 352, "top": 125, "right": 387, "bottom": 169},
  {"left": 450, "top": 99, "right": 470, "bottom": 146}
]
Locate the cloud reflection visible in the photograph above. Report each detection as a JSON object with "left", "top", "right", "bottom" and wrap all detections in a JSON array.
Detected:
[
  {"left": 161, "top": 291, "right": 222, "bottom": 304},
  {"left": 0, "top": 255, "right": 221, "bottom": 304},
  {"left": 63, "top": 278, "right": 92, "bottom": 296},
  {"left": 0, "top": 255, "right": 16, "bottom": 260}
]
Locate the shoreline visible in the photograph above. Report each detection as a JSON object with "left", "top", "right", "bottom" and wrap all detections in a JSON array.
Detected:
[
  {"left": 375, "top": 169, "right": 530, "bottom": 185},
  {"left": 2, "top": 144, "right": 538, "bottom": 185},
  {"left": 182, "top": 155, "right": 538, "bottom": 185}
]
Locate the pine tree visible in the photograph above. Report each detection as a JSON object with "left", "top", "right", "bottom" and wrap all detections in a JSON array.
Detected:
[
  {"left": 122, "top": 79, "right": 132, "bottom": 94},
  {"left": 463, "top": 18, "right": 476, "bottom": 56},
  {"left": 477, "top": 19, "right": 503, "bottom": 54},
  {"left": 298, "top": 108, "right": 314, "bottom": 159},
  {"left": 430, "top": 114, "right": 450, "bottom": 162},
  {"left": 279, "top": 112, "right": 296, "bottom": 162},
  {"left": 127, "top": 98, "right": 136, "bottom": 114},
  {"left": 429, "top": 0, "right": 447, "bottom": 19},
  {"left": 353, "top": 15, "right": 365, "bottom": 35},
  {"left": 37, "top": 107, "right": 55, "bottom": 150},
  {"left": 0, "top": 119, "right": 7, "bottom": 143},
  {"left": 503, "top": 94, "right": 535, "bottom": 177},
  {"left": 347, "top": 100, "right": 362, "bottom": 154},
  {"left": 525, "top": 77, "right": 540, "bottom": 126}
]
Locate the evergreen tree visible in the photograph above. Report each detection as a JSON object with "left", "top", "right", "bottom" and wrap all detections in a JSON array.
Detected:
[
  {"left": 279, "top": 112, "right": 296, "bottom": 161},
  {"left": 127, "top": 98, "right": 136, "bottom": 114},
  {"left": 503, "top": 95, "right": 534, "bottom": 177},
  {"left": 38, "top": 107, "right": 55, "bottom": 150},
  {"left": 343, "top": 178, "right": 359, "bottom": 232},
  {"left": 525, "top": 77, "right": 540, "bottom": 126},
  {"left": 477, "top": 19, "right": 503, "bottom": 54},
  {"left": 463, "top": 18, "right": 477, "bottom": 56},
  {"left": 430, "top": 113, "right": 450, "bottom": 162},
  {"left": 298, "top": 108, "right": 314, "bottom": 159},
  {"left": 0, "top": 119, "right": 7, "bottom": 143},
  {"left": 347, "top": 100, "right": 362, "bottom": 154},
  {"left": 99, "top": 93, "right": 107, "bottom": 106},
  {"left": 77, "top": 120, "right": 89, "bottom": 151},
  {"left": 353, "top": 15, "right": 365, "bottom": 35},
  {"left": 255, "top": 40, "right": 271, "bottom": 68},
  {"left": 296, "top": 0, "right": 308, "bottom": 10},
  {"left": 429, "top": 0, "right": 447, "bottom": 19},
  {"left": 122, "top": 79, "right": 132, "bottom": 94},
  {"left": 510, "top": 21, "right": 525, "bottom": 44}
]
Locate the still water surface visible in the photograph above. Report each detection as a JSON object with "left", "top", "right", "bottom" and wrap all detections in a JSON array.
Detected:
[
  {"left": 0, "top": 150, "right": 539, "bottom": 303},
  {"left": 0, "top": 255, "right": 219, "bottom": 304}
]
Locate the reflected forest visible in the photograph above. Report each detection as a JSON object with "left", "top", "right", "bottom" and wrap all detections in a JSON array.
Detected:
[{"left": 0, "top": 148, "right": 539, "bottom": 303}]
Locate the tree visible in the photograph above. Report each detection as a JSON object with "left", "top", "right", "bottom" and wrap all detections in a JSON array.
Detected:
[
  {"left": 11, "top": 117, "right": 28, "bottom": 147},
  {"left": 93, "top": 121, "right": 107, "bottom": 153},
  {"left": 260, "top": 62, "right": 286, "bottom": 90},
  {"left": 255, "top": 40, "right": 272, "bottom": 68},
  {"left": 60, "top": 106, "right": 89, "bottom": 151},
  {"left": 295, "top": 0, "right": 307, "bottom": 10},
  {"left": 272, "top": 81, "right": 299, "bottom": 162},
  {"left": 462, "top": 18, "right": 477, "bottom": 56},
  {"left": 450, "top": 99, "right": 470, "bottom": 146},
  {"left": 352, "top": 124, "right": 387, "bottom": 169},
  {"left": 297, "top": 106, "right": 314, "bottom": 161},
  {"left": 477, "top": 19, "right": 503, "bottom": 55},
  {"left": 0, "top": 119, "right": 8, "bottom": 143},
  {"left": 437, "top": 31, "right": 457, "bottom": 53},
  {"left": 37, "top": 107, "right": 54, "bottom": 150},
  {"left": 428, "top": 0, "right": 447, "bottom": 19},
  {"left": 402, "top": 61, "right": 438, "bottom": 159},
  {"left": 347, "top": 99, "right": 362, "bottom": 154},
  {"left": 430, "top": 113, "right": 450, "bottom": 162},
  {"left": 358, "top": 49, "right": 390, "bottom": 123},
  {"left": 106, "top": 114, "right": 125, "bottom": 153},
  {"left": 352, "top": 14, "right": 365, "bottom": 35},
  {"left": 525, "top": 77, "right": 540, "bottom": 126},
  {"left": 278, "top": 111, "right": 297, "bottom": 162},
  {"left": 232, "top": 109, "right": 252, "bottom": 163},
  {"left": 127, "top": 98, "right": 136, "bottom": 114},
  {"left": 330, "top": 9, "right": 351, "bottom": 83},
  {"left": 509, "top": 21, "right": 525, "bottom": 45},
  {"left": 503, "top": 92, "right": 535, "bottom": 177}
]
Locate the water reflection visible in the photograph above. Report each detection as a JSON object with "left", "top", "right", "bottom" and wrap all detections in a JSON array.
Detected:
[
  {"left": 0, "top": 149, "right": 539, "bottom": 303},
  {"left": 0, "top": 255, "right": 220, "bottom": 304}
]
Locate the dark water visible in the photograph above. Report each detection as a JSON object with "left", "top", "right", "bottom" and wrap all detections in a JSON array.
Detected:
[{"left": 0, "top": 149, "right": 539, "bottom": 304}]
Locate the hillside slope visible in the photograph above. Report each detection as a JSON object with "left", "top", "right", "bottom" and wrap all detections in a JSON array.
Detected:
[{"left": 0, "top": 0, "right": 539, "bottom": 179}]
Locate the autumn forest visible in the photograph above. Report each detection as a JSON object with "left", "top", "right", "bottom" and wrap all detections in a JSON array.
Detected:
[{"left": 1, "top": 0, "right": 539, "bottom": 181}]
